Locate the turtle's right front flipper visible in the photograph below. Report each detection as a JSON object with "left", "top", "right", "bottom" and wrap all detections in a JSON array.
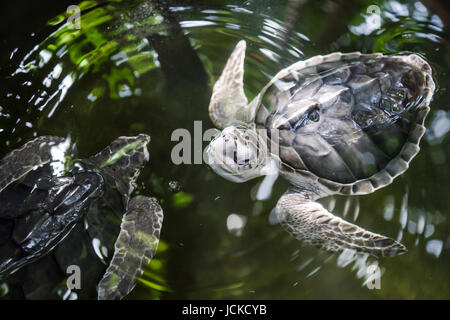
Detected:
[
  {"left": 97, "top": 196, "right": 163, "bottom": 300},
  {"left": 209, "top": 40, "right": 250, "bottom": 129},
  {"left": 275, "top": 191, "right": 407, "bottom": 257}
]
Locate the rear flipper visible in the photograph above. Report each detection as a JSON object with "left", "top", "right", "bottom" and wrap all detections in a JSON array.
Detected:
[
  {"left": 275, "top": 192, "right": 407, "bottom": 258},
  {"left": 97, "top": 196, "right": 163, "bottom": 300}
]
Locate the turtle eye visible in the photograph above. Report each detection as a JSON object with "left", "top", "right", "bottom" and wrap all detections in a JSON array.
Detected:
[{"left": 307, "top": 107, "right": 320, "bottom": 122}]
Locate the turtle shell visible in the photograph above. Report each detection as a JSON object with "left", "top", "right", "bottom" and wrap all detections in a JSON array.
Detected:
[
  {"left": 0, "top": 135, "right": 150, "bottom": 299},
  {"left": 254, "top": 52, "right": 435, "bottom": 195}
]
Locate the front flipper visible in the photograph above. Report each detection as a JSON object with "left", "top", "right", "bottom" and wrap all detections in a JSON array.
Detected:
[
  {"left": 97, "top": 196, "right": 163, "bottom": 300},
  {"left": 209, "top": 40, "right": 249, "bottom": 129},
  {"left": 275, "top": 192, "right": 407, "bottom": 257}
]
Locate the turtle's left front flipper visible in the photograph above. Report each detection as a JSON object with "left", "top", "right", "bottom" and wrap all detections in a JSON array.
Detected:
[
  {"left": 275, "top": 191, "right": 407, "bottom": 258},
  {"left": 97, "top": 196, "right": 163, "bottom": 300}
]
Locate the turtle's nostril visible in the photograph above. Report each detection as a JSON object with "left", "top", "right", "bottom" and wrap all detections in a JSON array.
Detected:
[{"left": 222, "top": 134, "right": 230, "bottom": 143}]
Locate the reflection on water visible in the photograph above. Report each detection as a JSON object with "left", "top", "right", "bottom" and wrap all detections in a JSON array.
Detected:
[{"left": 0, "top": 0, "right": 449, "bottom": 299}]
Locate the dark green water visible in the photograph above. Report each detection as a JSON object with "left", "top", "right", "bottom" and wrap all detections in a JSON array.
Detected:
[{"left": 0, "top": 0, "right": 449, "bottom": 299}]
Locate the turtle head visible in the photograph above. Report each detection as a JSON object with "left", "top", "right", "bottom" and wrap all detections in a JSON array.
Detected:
[
  {"left": 85, "top": 134, "right": 150, "bottom": 189},
  {"left": 206, "top": 126, "right": 269, "bottom": 183}
]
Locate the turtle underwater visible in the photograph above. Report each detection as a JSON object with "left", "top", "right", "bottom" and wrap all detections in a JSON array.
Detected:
[
  {"left": 206, "top": 40, "right": 435, "bottom": 257},
  {"left": 0, "top": 134, "right": 163, "bottom": 299}
]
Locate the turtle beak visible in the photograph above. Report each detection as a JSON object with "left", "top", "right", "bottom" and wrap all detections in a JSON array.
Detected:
[
  {"left": 99, "top": 134, "right": 150, "bottom": 168},
  {"left": 93, "top": 134, "right": 151, "bottom": 204},
  {"left": 82, "top": 134, "right": 151, "bottom": 190},
  {"left": 128, "top": 134, "right": 151, "bottom": 166}
]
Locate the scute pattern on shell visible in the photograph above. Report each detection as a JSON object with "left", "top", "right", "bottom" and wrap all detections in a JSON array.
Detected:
[
  {"left": 0, "top": 135, "right": 156, "bottom": 299},
  {"left": 0, "top": 136, "right": 67, "bottom": 193},
  {"left": 254, "top": 52, "right": 434, "bottom": 194}
]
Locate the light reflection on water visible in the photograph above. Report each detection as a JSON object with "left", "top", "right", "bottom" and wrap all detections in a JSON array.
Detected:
[{"left": 0, "top": 0, "right": 449, "bottom": 299}]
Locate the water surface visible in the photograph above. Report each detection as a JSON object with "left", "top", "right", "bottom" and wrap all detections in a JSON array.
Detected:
[{"left": 0, "top": 0, "right": 449, "bottom": 299}]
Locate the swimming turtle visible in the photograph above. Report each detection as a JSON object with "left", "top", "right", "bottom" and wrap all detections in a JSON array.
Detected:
[
  {"left": 0, "top": 134, "right": 163, "bottom": 299},
  {"left": 206, "top": 40, "right": 435, "bottom": 257}
]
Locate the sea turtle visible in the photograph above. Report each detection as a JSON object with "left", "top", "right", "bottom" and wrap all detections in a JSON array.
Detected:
[
  {"left": 0, "top": 134, "right": 163, "bottom": 299},
  {"left": 206, "top": 40, "right": 435, "bottom": 257}
]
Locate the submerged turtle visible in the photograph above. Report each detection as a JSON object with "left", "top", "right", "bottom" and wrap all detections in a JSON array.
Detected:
[
  {"left": 0, "top": 134, "right": 163, "bottom": 299},
  {"left": 206, "top": 40, "right": 435, "bottom": 257}
]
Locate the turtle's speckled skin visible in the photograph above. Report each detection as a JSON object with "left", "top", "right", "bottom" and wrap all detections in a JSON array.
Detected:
[
  {"left": 207, "top": 40, "right": 435, "bottom": 257},
  {"left": 0, "top": 135, "right": 163, "bottom": 300}
]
